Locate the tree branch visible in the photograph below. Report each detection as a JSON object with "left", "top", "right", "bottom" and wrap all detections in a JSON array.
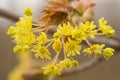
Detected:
[{"left": 0, "top": 8, "right": 19, "bottom": 21}]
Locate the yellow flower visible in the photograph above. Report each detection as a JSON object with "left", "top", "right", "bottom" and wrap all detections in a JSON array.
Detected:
[
  {"left": 99, "top": 17, "right": 107, "bottom": 27},
  {"left": 32, "top": 45, "right": 51, "bottom": 60},
  {"left": 52, "top": 38, "right": 62, "bottom": 53},
  {"left": 79, "top": 21, "right": 97, "bottom": 38},
  {"left": 103, "top": 48, "right": 114, "bottom": 60},
  {"left": 16, "top": 16, "right": 32, "bottom": 31},
  {"left": 24, "top": 7, "right": 32, "bottom": 16},
  {"left": 83, "top": 43, "right": 114, "bottom": 59},
  {"left": 14, "top": 32, "right": 35, "bottom": 46},
  {"left": 42, "top": 58, "right": 78, "bottom": 76},
  {"left": 58, "top": 22, "right": 73, "bottom": 36},
  {"left": 83, "top": 44, "right": 105, "bottom": 56},
  {"left": 42, "top": 64, "right": 61, "bottom": 76},
  {"left": 100, "top": 25, "right": 115, "bottom": 37},
  {"left": 7, "top": 26, "right": 16, "bottom": 36},
  {"left": 65, "top": 38, "right": 81, "bottom": 57},
  {"left": 57, "top": 58, "right": 78, "bottom": 69},
  {"left": 99, "top": 18, "right": 115, "bottom": 37},
  {"left": 36, "top": 32, "right": 48, "bottom": 44},
  {"left": 72, "top": 27, "right": 86, "bottom": 42},
  {"left": 53, "top": 31, "right": 61, "bottom": 38}
]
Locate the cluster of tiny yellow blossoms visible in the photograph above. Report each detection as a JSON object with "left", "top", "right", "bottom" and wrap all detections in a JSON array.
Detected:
[
  {"left": 7, "top": 8, "right": 35, "bottom": 53},
  {"left": 7, "top": 8, "right": 115, "bottom": 76}
]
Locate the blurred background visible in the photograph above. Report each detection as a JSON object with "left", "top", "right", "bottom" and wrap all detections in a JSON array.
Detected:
[{"left": 0, "top": 0, "right": 120, "bottom": 80}]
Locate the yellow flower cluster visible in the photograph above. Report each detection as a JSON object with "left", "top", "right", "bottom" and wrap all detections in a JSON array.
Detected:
[
  {"left": 79, "top": 22, "right": 97, "bottom": 39},
  {"left": 42, "top": 58, "right": 78, "bottom": 76},
  {"left": 99, "top": 18, "right": 115, "bottom": 37},
  {"left": 36, "top": 32, "right": 48, "bottom": 45},
  {"left": 57, "top": 58, "right": 78, "bottom": 68},
  {"left": 65, "top": 38, "right": 81, "bottom": 57},
  {"left": 44, "top": 19, "right": 114, "bottom": 75},
  {"left": 32, "top": 45, "right": 51, "bottom": 59},
  {"left": 7, "top": 13, "right": 35, "bottom": 53},
  {"left": 83, "top": 44, "right": 114, "bottom": 60},
  {"left": 31, "top": 32, "right": 51, "bottom": 59},
  {"left": 42, "top": 64, "right": 61, "bottom": 76},
  {"left": 7, "top": 7, "right": 115, "bottom": 77},
  {"left": 58, "top": 22, "right": 73, "bottom": 36},
  {"left": 103, "top": 48, "right": 114, "bottom": 60},
  {"left": 83, "top": 44, "right": 105, "bottom": 56}
]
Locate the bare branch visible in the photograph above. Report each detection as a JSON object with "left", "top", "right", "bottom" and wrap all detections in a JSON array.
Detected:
[{"left": 0, "top": 8, "right": 19, "bottom": 21}]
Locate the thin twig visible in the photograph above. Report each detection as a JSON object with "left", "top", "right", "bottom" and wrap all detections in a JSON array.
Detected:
[
  {"left": 32, "top": 27, "right": 48, "bottom": 33},
  {"left": 0, "top": 8, "right": 19, "bottom": 21},
  {"left": 62, "top": 37, "right": 67, "bottom": 59},
  {"left": 85, "top": 39, "right": 93, "bottom": 47}
]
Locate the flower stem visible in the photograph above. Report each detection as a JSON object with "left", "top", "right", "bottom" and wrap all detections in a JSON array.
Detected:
[
  {"left": 46, "top": 40, "right": 53, "bottom": 48},
  {"left": 32, "top": 27, "right": 47, "bottom": 33},
  {"left": 53, "top": 52, "right": 60, "bottom": 64},
  {"left": 96, "top": 33, "right": 104, "bottom": 36},
  {"left": 85, "top": 39, "right": 92, "bottom": 47},
  {"left": 62, "top": 37, "right": 67, "bottom": 59}
]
